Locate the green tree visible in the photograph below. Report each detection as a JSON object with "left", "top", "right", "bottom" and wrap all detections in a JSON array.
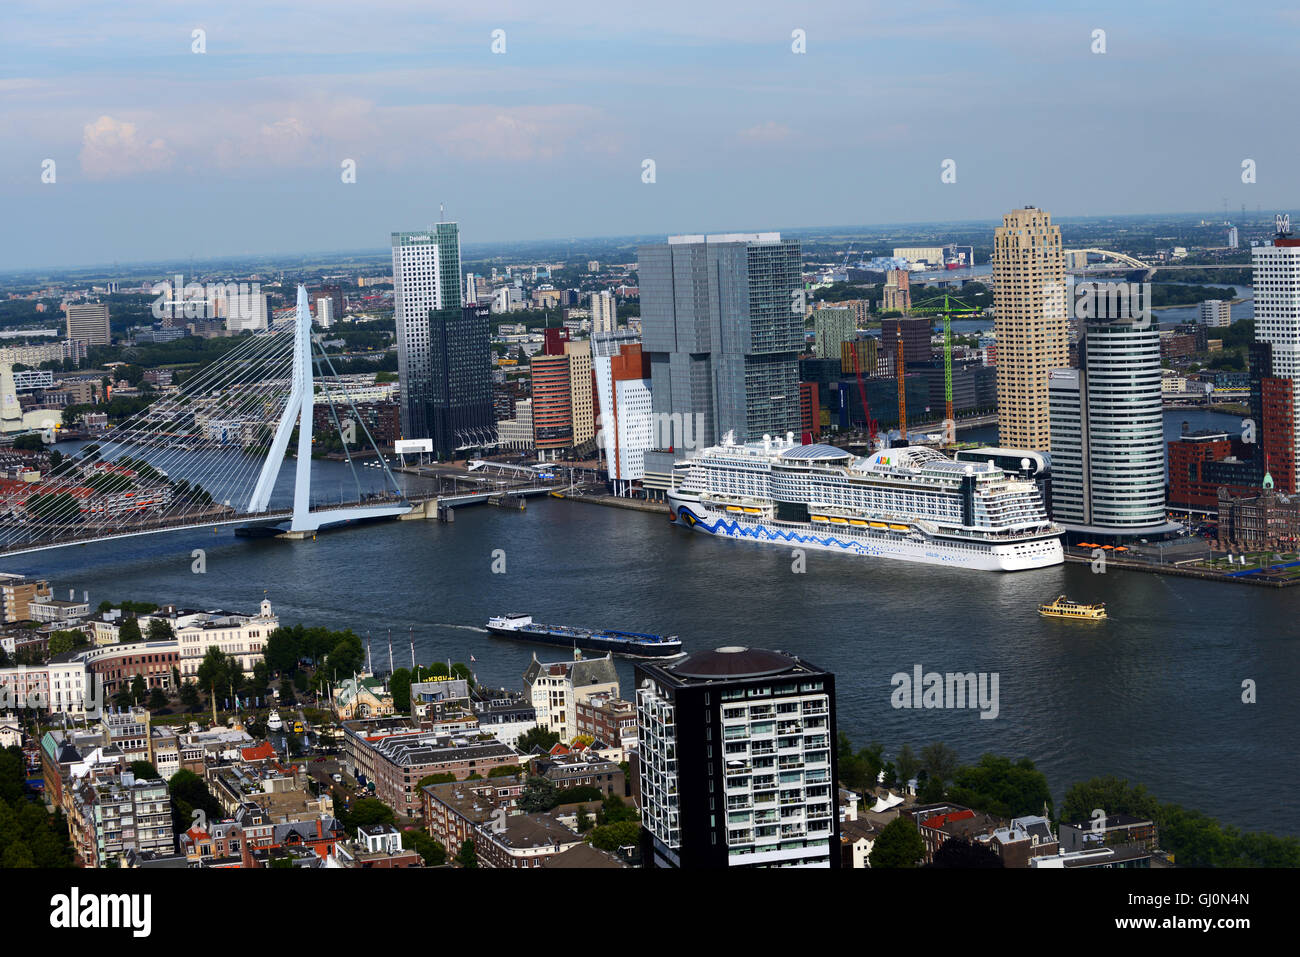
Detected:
[
  {"left": 454, "top": 838, "right": 478, "bottom": 868},
  {"left": 895, "top": 744, "right": 920, "bottom": 789},
  {"left": 48, "top": 630, "right": 88, "bottom": 656},
  {"left": 921, "top": 742, "right": 960, "bottom": 787},
  {"left": 516, "top": 725, "right": 561, "bottom": 754},
  {"left": 588, "top": 820, "right": 639, "bottom": 852},
  {"left": 129, "top": 760, "right": 160, "bottom": 780},
  {"left": 946, "top": 754, "right": 1052, "bottom": 819},
  {"left": 130, "top": 674, "right": 146, "bottom": 704},
  {"left": 575, "top": 806, "right": 593, "bottom": 833},
  {"left": 344, "top": 798, "right": 396, "bottom": 835},
  {"left": 147, "top": 687, "right": 168, "bottom": 711},
  {"left": 118, "top": 617, "right": 142, "bottom": 643},
  {"left": 146, "top": 619, "right": 174, "bottom": 641},
  {"left": 401, "top": 829, "right": 447, "bottom": 866},
  {"left": 869, "top": 817, "right": 926, "bottom": 868},
  {"left": 517, "top": 775, "right": 558, "bottom": 813},
  {"left": 179, "top": 682, "right": 201, "bottom": 712},
  {"left": 389, "top": 668, "right": 412, "bottom": 714},
  {"left": 1060, "top": 775, "right": 1161, "bottom": 826}
]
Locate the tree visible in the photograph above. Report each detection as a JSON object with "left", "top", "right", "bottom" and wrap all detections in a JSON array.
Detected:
[
  {"left": 168, "top": 769, "right": 222, "bottom": 835},
  {"left": 130, "top": 674, "right": 146, "bottom": 705},
  {"left": 597, "top": 793, "right": 638, "bottom": 825},
  {"left": 895, "top": 744, "right": 921, "bottom": 789},
  {"left": 588, "top": 820, "right": 639, "bottom": 852},
  {"left": 388, "top": 668, "right": 412, "bottom": 714},
  {"left": 869, "top": 817, "right": 925, "bottom": 868},
  {"left": 118, "top": 617, "right": 142, "bottom": 643},
  {"left": 921, "top": 742, "right": 960, "bottom": 787},
  {"left": 455, "top": 838, "right": 478, "bottom": 868},
  {"left": 417, "top": 773, "right": 457, "bottom": 789},
  {"left": 946, "top": 754, "right": 1053, "bottom": 819},
  {"left": 129, "top": 761, "right": 160, "bottom": 780},
  {"left": 927, "top": 837, "right": 1003, "bottom": 869},
  {"left": 147, "top": 687, "right": 168, "bottom": 711},
  {"left": 345, "top": 798, "right": 396, "bottom": 835},
  {"left": 401, "top": 829, "right": 447, "bottom": 866},
  {"left": 195, "top": 646, "right": 229, "bottom": 695},
  {"left": 263, "top": 625, "right": 300, "bottom": 674},
  {"left": 48, "top": 630, "right": 88, "bottom": 656},
  {"left": 1060, "top": 775, "right": 1161, "bottom": 826},
  {"left": 11, "top": 433, "right": 44, "bottom": 452},
  {"left": 517, "top": 775, "right": 557, "bottom": 813},
  {"left": 516, "top": 725, "right": 561, "bottom": 754},
  {"left": 147, "top": 619, "right": 174, "bottom": 641},
  {"left": 179, "top": 681, "right": 201, "bottom": 712},
  {"left": 575, "top": 806, "right": 593, "bottom": 833}
]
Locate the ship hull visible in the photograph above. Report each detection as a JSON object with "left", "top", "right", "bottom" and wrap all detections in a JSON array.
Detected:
[
  {"left": 668, "top": 494, "right": 1062, "bottom": 572},
  {"left": 485, "top": 624, "right": 683, "bottom": 658}
]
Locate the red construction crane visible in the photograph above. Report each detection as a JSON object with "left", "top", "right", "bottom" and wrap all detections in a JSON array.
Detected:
[
  {"left": 848, "top": 342, "right": 878, "bottom": 447},
  {"left": 895, "top": 324, "right": 907, "bottom": 441}
]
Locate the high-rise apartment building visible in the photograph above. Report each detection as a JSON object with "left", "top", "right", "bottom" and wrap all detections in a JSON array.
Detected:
[
  {"left": 564, "top": 339, "right": 595, "bottom": 448},
  {"left": 1198, "top": 300, "right": 1232, "bottom": 327},
  {"left": 881, "top": 268, "right": 911, "bottom": 314},
  {"left": 1048, "top": 315, "right": 1166, "bottom": 532},
  {"left": 993, "top": 206, "right": 1068, "bottom": 451},
  {"left": 636, "top": 646, "right": 839, "bottom": 869},
  {"left": 65, "top": 303, "right": 111, "bottom": 346},
  {"left": 427, "top": 302, "right": 495, "bottom": 459},
  {"left": 880, "top": 317, "right": 933, "bottom": 367},
  {"left": 593, "top": 342, "right": 653, "bottom": 488},
  {"left": 530, "top": 353, "right": 573, "bottom": 457},
  {"left": 392, "top": 222, "right": 461, "bottom": 439},
  {"left": 813, "top": 307, "right": 854, "bottom": 359},
  {"left": 641, "top": 232, "right": 803, "bottom": 448},
  {"left": 591, "top": 290, "right": 617, "bottom": 334},
  {"left": 1251, "top": 223, "right": 1300, "bottom": 472}
]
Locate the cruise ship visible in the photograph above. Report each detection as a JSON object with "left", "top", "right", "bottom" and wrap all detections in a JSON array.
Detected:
[{"left": 666, "top": 433, "right": 1063, "bottom": 572}]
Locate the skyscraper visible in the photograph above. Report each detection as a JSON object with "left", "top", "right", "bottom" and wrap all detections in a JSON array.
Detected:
[
  {"left": 813, "top": 307, "right": 854, "bottom": 360},
  {"left": 1048, "top": 313, "right": 1166, "bottom": 532},
  {"left": 427, "top": 302, "right": 495, "bottom": 459},
  {"left": 635, "top": 646, "right": 839, "bottom": 868},
  {"left": 392, "top": 222, "right": 461, "bottom": 439},
  {"left": 640, "top": 232, "right": 803, "bottom": 448},
  {"left": 564, "top": 339, "right": 595, "bottom": 448},
  {"left": 993, "top": 207, "right": 1068, "bottom": 451},
  {"left": 530, "top": 352, "right": 573, "bottom": 458},
  {"left": 64, "top": 303, "right": 111, "bottom": 346},
  {"left": 1251, "top": 220, "right": 1300, "bottom": 473},
  {"left": 591, "top": 289, "right": 617, "bottom": 334}
]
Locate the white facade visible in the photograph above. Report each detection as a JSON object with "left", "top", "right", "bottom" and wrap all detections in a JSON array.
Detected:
[
  {"left": 177, "top": 599, "right": 277, "bottom": 680},
  {"left": 497, "top": 398, "right": 533, "bottom": 450},
  {"left": 220, "top": 290, "right": 269, "bottom": 332},
  {"left": 1048, "top": 319, "right": 1165, "bottom": 530},
  {"left": 591, "top": 290, "right": 616, "bottom": 334},
  {"left": 1198, "top": 299, "right": 1232, "bottom": 327},
  {"left": 392, "top": 225, "right": 460, "bottom": 438},
  {"left": 1252, "top": 238, "right": 1300, "bottom": 469}
]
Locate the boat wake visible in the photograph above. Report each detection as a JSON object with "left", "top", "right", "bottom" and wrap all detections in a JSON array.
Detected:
[{"left": 432, "top": 622, "right": 489, "bottom": 633}]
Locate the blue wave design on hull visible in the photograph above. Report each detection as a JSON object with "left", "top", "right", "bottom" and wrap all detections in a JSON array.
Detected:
[{"left": 676, "top": 505, "right": 958, "bottom": 561}]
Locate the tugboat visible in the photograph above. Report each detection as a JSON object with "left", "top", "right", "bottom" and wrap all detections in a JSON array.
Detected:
[
  {"left": 486, "top": 613, "right": 683, "bottom": 658},
  {"left": 1038, "top": 595, "right": 1107, "bottom": 621}
]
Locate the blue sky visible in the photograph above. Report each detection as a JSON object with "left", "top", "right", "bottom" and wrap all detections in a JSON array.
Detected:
[{"left": 1, "top": 0, "right": 1295, "bottom": 269}]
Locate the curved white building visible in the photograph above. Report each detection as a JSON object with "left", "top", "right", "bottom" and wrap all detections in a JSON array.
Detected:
[{"left": 1049, "top": 318, "right": 1168, "bottom": 533}]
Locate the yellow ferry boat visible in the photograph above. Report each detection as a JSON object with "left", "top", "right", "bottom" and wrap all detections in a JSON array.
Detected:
[{"left": 1038, "top": 595, "right": 1107, "bottom": 621}]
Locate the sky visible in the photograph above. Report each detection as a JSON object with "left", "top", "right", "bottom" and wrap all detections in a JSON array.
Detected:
[{"left": 1, "top": 0, "right": 1296, "bottom": 270}]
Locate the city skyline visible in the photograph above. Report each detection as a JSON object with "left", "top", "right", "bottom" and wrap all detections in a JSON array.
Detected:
[{"left": 4, "top": 0, "right": 1300, "bottom": 269}]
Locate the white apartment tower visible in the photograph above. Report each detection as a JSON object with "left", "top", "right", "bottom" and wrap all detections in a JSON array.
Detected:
[
  {"left": 1252, "top": 221, "right": 1300, "bottom": 469},
  {"left": 591, "top": 290, "right": 617, "bottom": 334},
  {"left": 391, "top": 222, "right": 461, "bottom": 439}
]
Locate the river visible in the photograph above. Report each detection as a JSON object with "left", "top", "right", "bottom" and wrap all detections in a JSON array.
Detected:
[{"left": 7, "top": 415, "right": 1298, "bottom": 836}]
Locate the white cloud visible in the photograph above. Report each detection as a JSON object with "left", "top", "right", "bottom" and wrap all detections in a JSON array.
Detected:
[
  {"left": 739, "top": 121, "right": 793, "bottom": 143},
  {"left": 79, "top": 115, "right": 174, "bottom": 179}
]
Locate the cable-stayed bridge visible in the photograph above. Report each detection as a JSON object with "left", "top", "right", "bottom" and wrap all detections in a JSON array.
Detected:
[{"left": 0, "top": 286, "right": 416, "bottom": 557}]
